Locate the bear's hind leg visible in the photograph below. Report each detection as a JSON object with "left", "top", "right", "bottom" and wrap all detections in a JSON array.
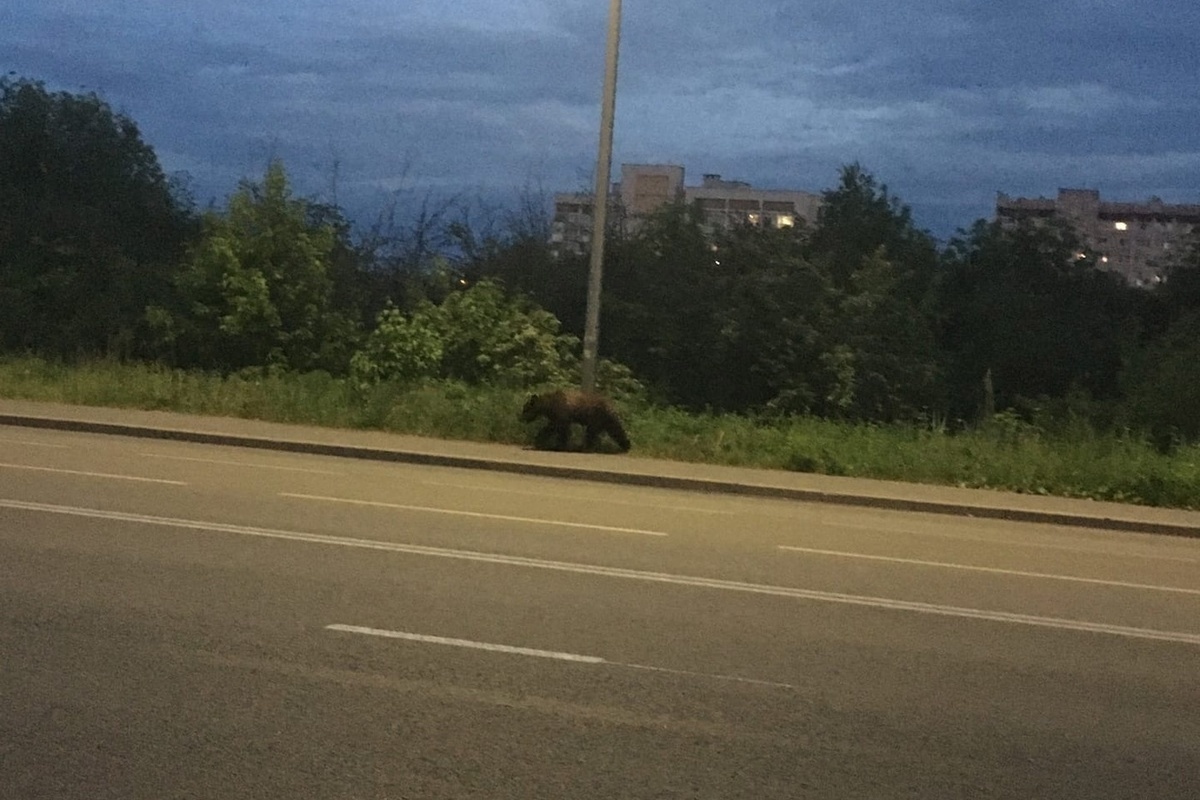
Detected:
[{"left": 606, "top": 419, "right": 631, "bottom": 452}]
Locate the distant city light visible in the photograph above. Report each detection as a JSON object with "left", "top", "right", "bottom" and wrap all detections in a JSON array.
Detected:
[{"left": 1114, "top": 221, "right": 1128, "bottom": 231}]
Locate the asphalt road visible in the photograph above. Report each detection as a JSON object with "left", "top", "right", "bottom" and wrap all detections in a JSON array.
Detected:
[{"left": 2, "top": 424, "right": 1199, "bottom": 799}]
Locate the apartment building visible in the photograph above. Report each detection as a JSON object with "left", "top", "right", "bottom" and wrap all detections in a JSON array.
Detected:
[
  {"left": 996, "top": 188, "right": 1200, "bottom": 286},
  {"left": 550, "top": 163, "right": 822, "bottom": 257}
]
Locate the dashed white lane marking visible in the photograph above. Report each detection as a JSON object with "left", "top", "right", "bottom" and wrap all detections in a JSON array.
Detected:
[
  {"left": 3, "top": 498, "right": 1199, "bottom": 647},
  {"left": 139, "top": 452, "right": 341, "bottom": 475},
  {"left": 0, "top": 437, "right": 69, "bottom": 449},
  {"left": 778, "top": 545, "right": 1200, "bottom": 596},
  {"left": 325, "top": 624, "right": 795, "bottom": 689},
  {"left": 0, "top": 462, "right": 186, "bottom": 485},
  {"left": 327, "top": 625, "right": 604, "bottom": 662},
  {"left": 821, "top": 519, "right": 1200, "bottom": 564},
  {"left": 280, "top": 492, "right": 669, "bottom": 537},
  {"left": 419, "top": 479, "right": 737, "bottom": 516}
]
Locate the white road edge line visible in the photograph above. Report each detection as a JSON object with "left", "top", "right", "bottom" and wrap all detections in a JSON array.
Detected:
[
  {"left": 778, "top": 545, "right": 1200, "bottom": 596},
  {"left": 325, "top": 624, "right": 796, "bottom": 689},
  {"left": 280, "top": 492, "right": 669, "bottom": 537},
  {"left": 139, "top": 452, "right": 341, "bottom": 475},
  {"left": 3, "top": 498, "right": 1199, "bottom": 647},
  {"left": 0, "top": 462, "right": 186, "bottom": 485}
]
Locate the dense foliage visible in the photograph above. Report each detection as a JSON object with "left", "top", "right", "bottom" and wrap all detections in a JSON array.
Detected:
[
  {"left": 0, "top": 77, "right": 195, "bottom": 357},
  {"left": 4, "top": 76, "right": 1200, "bottom": 448},
  {"left": 144, "top": 161, "right": 361, "bottom": 373},
  {"left": 350, "top": 279, "right": 580, "bottom": 388}
]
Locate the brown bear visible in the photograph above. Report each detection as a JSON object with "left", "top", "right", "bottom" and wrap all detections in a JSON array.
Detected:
[{"left": 520, "top": 389, "right": 631, "bottom": 452}]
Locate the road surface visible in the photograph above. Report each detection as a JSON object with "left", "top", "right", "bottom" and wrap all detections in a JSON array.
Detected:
[{"left": 2, "top": 424, "right": 1198, "bottom": 798}]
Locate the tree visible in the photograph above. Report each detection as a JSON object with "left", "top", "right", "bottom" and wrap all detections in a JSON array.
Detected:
[
  {"left": 1121, "top": 242, "right": 1200, "bottom": 445},
  {"left": 820, "top": 247, "right": 940, "bottom": 421},
  {"left": 147, "top": 161, "right": 359, "bottom": 373},
  {"left": 1121, "top": 308, "right": 1200, "bottom": 447},
  {"left": 306, "top": 199, "right": 382, "bottom": 333},
  {"left": 0, "top": 76, "right": 195, "bottom": 356},
  {"left": 802, "top": 164, "right": 941, "bottom": 420},
  {"left": 807, "top": 163, "right": 939, "bottom": 297},
  {"left": 600, "top": 201, "right": 729, "bottom": 407},
  {"left": 589, "top": 201, "right": 845, "bottom": 413},
  {"left": 706, "top": 222, "right": 833, "bottom": 413},
  {"left": 935, "top": 219, "right": 1139, "bottom": 419}
]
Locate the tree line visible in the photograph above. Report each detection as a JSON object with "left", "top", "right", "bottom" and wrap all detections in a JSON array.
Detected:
[{"left": 3, "top": 76, "right": 1199, "bottom": 445}]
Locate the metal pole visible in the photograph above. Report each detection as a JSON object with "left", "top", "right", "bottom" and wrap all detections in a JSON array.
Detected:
[{"left": 580, "top": 0, "right": 622, "bottom": 393}]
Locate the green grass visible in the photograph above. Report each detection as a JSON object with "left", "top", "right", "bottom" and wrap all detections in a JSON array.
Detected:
[{"left": 2, "top": 355, "right": 1197, "bottom": 510}]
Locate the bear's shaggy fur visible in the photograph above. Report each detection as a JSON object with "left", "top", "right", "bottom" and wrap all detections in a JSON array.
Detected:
[{"left": 520, "top": 389, "right": 631, "bottom": 452}]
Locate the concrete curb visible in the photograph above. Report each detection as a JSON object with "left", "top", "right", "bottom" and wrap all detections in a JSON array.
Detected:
[{"left": 3, "top": 412, "right": 1199, "bottom": 540}]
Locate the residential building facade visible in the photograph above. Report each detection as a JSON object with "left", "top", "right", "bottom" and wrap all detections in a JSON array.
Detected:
[
  {"left": 996, "top": 188, "right": 1200, "bottom": 286},
  {"left": 550, "top": 163, "right": 822, "bottom": 258}
]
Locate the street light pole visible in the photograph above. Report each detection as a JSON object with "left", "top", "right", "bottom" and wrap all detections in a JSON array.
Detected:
[{"left": 580, "top": 0, "right": 622, "bottom": 393}]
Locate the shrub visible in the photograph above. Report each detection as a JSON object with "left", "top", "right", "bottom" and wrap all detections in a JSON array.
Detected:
[{"left": 350, "top": 279, "right": 579, "bottom": 388}]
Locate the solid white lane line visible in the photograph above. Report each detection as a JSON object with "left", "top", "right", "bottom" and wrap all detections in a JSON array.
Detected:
[
  {"left": 138, "top": 452, "right": 341, "bottom": 475},
  {"left": 280, "top": 492, "right": 669, "bottom": 537},
  {"left": 777, "top": 545, "right": 1200, "bottom": 596},
  {"left": 325, "top": 624, "right": 796, "bottom": 689},
  {"left": 4, "top": 498, "right": 1199, "bottom": 647},
  {"left": 0, "top": 462, "right": 186, "bottom": 485},
  {"left": 419, "top": 480, "right": 737, "bottom": 516}
]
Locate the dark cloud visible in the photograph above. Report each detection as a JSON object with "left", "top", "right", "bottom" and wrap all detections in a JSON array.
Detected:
[{"left": 5, "top": 0, "right": 1199, "bottom": 238}]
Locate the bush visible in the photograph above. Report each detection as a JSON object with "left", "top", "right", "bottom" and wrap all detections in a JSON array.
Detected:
[
  {"left": 350, "top": 279, "right": 580, "bottom": 388},
  {"left": 349, "top": 304, "right": 444, "bottom": 386}
]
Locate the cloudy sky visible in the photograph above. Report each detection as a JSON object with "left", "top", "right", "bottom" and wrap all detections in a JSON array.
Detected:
[{"left": 5, "top": 0, "right": 1199, "bottom": 239}]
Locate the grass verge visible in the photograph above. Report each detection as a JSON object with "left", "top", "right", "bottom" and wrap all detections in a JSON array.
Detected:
[{"left": 0, "top": 355, "right": 1196, "bottom": 510}]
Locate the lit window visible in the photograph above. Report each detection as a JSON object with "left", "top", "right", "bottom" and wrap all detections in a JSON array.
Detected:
[
  {"left": 776, "top": 214, "right": 795, "bottom": 228},
  {"left": 747, "top": 213, "right": 761, "bottom": 226},
  {"left": 1114, "top": 221, "right": 1128, "bottom": 231}
]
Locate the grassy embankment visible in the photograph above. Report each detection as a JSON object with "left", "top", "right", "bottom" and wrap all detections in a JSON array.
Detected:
[{"left": 1, "top": 355, "right": 1196, "bottom": 510}]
